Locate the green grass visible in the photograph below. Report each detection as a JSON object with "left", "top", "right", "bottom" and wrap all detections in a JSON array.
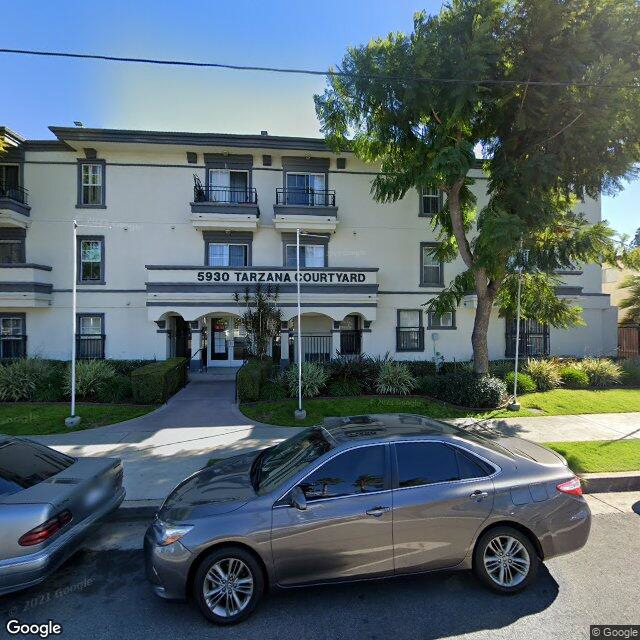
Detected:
[
  {"left": 547, "top": 439, "right": 640, "bottom": 473},
  {"left": 518, "top": 388, "right": 640, "bottom": 415},
  {"left": 0, "top": 403, "right": 158, "bottom": 436},
  {"left": 240, "top": 388, "right": 640, "bottom": 427}
]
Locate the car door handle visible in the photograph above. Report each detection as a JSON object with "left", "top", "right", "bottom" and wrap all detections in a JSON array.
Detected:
[
  {"left": 366, "top": 506, "right": 390, "bottom": 517},
  {"left": 469, "top": 490, "right": 489, "bottom": 500}
]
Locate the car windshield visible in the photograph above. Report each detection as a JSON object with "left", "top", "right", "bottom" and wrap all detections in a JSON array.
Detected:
[
  {"left": 0, "top": 439, "right": 75, "bottom": 496},
  {"left": 257, "top": 427, "right": 333, "bottom": 495}
]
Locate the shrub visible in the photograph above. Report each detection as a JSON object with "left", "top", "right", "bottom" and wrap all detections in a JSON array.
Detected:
[
  {"left": 559, "top": 366, "right": 590, "bottom": 389},
  {"left": 430, "top": 371, "right": 507, "bottom": 408},
  {"left": 108, "top": 359, "right": 156, "bottom": 376},
  {"left": 327, "top": 378, "right": 363, "bottom": 397},
  {"left": 131, "top": 358, "right": 187, "bottom": 403},
  {"left": 282, "top": 362, "right": 329, "bottom": 398},
  {"left": 259, "top": 380, "right": 289, "bottom": 402},
  {"left": 65, "top": 360, "right": 117, "bottom": 400},
  {"left": 416, "top": 374, "right": 439, "bottom": 396},
  {"left": 579, "top": 358, "right": 622, "bottom": 388},
  {"left": 504, "top": 371, "right": 537, "bottom": 394},
  {"left": 33, "top": 361, "right": 67, "bottom": 402},
  {"left": 237, "top": 359, "right": 274, "bottom": 402},
  {"left": 376, "top": 361, "right": 417, "bottom": 395},
  {"left": 96, "top": 375, "right": 133, "bottom": 403},
  {"left": 0, "top": 359, "right": 47, "bottom": 401},
  {"left": 406, "top": 361, "right": 437, "bottom": 377},
  {"left": 489, "top": 359, "right": 516, "bottom": 380},
  {"left": 525, "top": 359, "right": 561, "bottom": 391},
  {"left": 621, "top": 358, "right": 640, "bottom": 387},
  {"left": 441, "top": 360, "right": 473, "bottom": 375}
]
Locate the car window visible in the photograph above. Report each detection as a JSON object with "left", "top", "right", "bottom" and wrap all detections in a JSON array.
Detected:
[
  {"left": 395, "top": 442, "right": 459, "bottom": 487},
  {"left": 258, "top": 428, "right": 333, "bottom": 494},
  {"left": 0, "top": 440, "right": 75, "bottom": 496},
  {"left": 455, "top": 448, "right": 492, "bottom": 479},
  {"left": 300, "top": 446, "right": 386, "bottom": 501}
]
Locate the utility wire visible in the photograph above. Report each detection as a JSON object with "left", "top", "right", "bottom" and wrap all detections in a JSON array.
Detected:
[{"left": 0, "top": 47, "right": 638, "bottom": 90}]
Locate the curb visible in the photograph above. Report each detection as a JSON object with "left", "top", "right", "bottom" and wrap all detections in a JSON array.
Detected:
[{"left": 581, "top": 471, "right": 640, "bottom": 494}]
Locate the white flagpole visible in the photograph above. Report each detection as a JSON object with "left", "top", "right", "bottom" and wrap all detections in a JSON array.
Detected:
[
  {"left": 66, "top": 221, "right": 80, "bottom": 426},
  {"left": 295, "top": 228, "right": 304, "bottom": 418}
]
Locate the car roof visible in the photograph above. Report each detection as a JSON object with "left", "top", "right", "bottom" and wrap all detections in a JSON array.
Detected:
[{"left": 321, "top": 414, "right": 469, "bottom": 444}]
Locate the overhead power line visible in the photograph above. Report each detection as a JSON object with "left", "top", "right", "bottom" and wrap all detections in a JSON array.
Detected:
[{"left": 0, "top": 47, "right": 638, "bottom": 90}]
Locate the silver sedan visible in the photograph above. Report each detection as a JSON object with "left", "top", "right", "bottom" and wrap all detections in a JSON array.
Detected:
[
  {"left": 145, "top": 414, "right": 591, "bottom": 625},
  {"left": 0, "top": 435, "right": 125, "bottom": 595}
]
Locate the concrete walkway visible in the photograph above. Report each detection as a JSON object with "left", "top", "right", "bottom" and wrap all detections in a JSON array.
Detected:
[
  {"left": 35, "top": 377, "right": 296, "bottom": 503},
  {"left": 34, "top": 375, "right": 640, "bottom": 504}
]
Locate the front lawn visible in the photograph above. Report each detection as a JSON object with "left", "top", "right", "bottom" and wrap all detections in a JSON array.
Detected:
[
  {"left": 548, "top": 439, "right": 640, "bottom": 473},
  {"left": 0, "top": 403, "right": 158, "bottom": 436},
  {"left": 240, "top": 388, "right": 640, "bottom": 427}
]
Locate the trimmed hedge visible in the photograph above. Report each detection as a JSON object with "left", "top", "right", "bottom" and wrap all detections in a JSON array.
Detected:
[
  {"left": 131, "top": 358, "right": 188, "bottom": 404},
  {"left": 237, "top": 359, "right": 274, "bottom": 402},
  {"left": 427, "top": 371, "right": 507, "bottom": 408}
]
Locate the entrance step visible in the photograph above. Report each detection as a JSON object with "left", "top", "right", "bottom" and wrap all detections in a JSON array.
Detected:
[{"left": 189, "top": 367, "right": 241, "bottom": 383}]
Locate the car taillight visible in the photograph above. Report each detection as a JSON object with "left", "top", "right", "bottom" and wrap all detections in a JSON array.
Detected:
[
  {"left": 556, "top": 476, "right": 583, "bottom": 496},
  {"left": 18, "top": 510, "right": 73, "bottom": 546}
]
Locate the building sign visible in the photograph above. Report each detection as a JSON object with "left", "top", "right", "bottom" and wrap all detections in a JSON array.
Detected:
[{"left": 195, "top": 269, "right": 370, "bottom": 284}]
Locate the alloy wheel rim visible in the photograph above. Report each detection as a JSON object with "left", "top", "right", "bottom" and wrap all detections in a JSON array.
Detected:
[
  {"left": 203, "top": 557, "right": 254, "bottom": 617},
  {"left": 483, "top": 535, "right": 530, "bottom": 587}
]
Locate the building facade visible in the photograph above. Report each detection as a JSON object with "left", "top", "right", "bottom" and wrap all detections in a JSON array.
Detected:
[{"left": 0, "top": 125, "right": 618, "bottom": 368}]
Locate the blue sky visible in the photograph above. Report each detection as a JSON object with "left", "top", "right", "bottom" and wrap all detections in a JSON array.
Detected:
[{"left": 1, "top": 0, "right": 636, "bottom": 235}]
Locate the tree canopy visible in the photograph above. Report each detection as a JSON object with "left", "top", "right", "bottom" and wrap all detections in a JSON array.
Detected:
[{"left": 315, "top": 0, "right": 640, "bottom": 373}]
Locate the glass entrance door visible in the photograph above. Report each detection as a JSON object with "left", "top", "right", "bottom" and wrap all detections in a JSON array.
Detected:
[
  {"left": 208, "top": 317, "right": 248, "bottom": 367},
  {"left": 210, "top": 318, "right": 228, "bottom": 363}
]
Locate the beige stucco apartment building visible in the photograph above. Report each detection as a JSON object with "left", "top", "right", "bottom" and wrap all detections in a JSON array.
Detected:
[{"left": 0, "top": 125, "right": 618, "bottom": 368}]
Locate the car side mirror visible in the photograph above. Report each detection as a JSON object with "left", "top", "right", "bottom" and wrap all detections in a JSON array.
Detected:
[{"left": 288, "top": 486, "right": 307, "bottom": 511}]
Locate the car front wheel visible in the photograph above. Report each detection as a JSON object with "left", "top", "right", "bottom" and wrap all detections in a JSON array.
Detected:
[
  {"left": 473, "top": 526, "right": 538, "bottom": 593},
  {"left": 193, "top": 547, "right": 264, "bottom": 625}
]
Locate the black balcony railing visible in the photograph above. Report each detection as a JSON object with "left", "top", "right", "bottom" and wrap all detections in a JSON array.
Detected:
[
  {"left": 276, "top": 188, "right": 336, "bottom": 207},
  {"left": 0, "top": 335, "right": 27, "bottom": 359},
  {"left": 289, "top": 334, "right": 332, "bottom": 363},
  {"left": 76, "top": 335, "right": 106, "bottom": 359},
  {"left": 396, "top": 328, "right": 425, "bottom": 352},
  {"left": 0, "top": 181, "right": 28, "bottom": 205},
  {"left": 340, "top": 330, "right": 362, "bottom": 356},
  {"left": 193, "top": 185, "right": 258, "bottom": 205}
]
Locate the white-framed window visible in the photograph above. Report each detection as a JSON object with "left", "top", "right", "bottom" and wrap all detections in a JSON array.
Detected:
[
  {"left": 79, "top": 237, "right": 104, "bottom": 283},
  {"left": 79, "top": 315, "right": 102, "bottom": 335},
  {"left": 428, "top": 311, "right": 455, "bottom": 329},
  {"left": 207, "top": 242, "right": 248, "bottom": 267},
  {"left": 421, "top": 244, "right": 443, "bottom": 287},
  {"left": 208, "top": 169, "right": 250, "bottom": 203},
  {"left": 285, "top": 244, "right": 325, "bottom": 268},
  {"left": 1, "top": 316, "right": 24, "bottom": 337},
  {"left": 285, "top": 172, "right": 326, "bottom": 205},
  {"left": 420, "top": 188, "right": 442, "bottom": 217},
  {"left": 396, "top": 309, "right": 424, "bottom": 352},
  {"left": 81, "top": 163, "right": 104, "bottom": 206}
]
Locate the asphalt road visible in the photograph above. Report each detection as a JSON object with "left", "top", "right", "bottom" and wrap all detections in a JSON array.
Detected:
[{"left": 1, "top": 505, "right": 639, "bottom": 640}]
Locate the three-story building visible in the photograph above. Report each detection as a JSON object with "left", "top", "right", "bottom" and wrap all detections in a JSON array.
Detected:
[{"left": 0, "top": 125, "right": 617, "bottom": 368}]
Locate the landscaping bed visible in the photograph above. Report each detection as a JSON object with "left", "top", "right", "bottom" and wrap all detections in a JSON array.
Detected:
[{"left": 0, "top": 402, "right": 158, "bottom": 436}]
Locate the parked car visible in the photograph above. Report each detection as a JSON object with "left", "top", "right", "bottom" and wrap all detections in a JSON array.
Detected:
[
  {"left": 145, "top": 414, "right": 591, "bottom": 625},
  {"left": 0, "top": 435, "right": 125, "bottom": 595}
]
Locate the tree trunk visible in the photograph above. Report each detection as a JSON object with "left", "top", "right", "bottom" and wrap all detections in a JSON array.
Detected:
[{"left": 471, "top": 291, "right": 493, "bottom": 376}]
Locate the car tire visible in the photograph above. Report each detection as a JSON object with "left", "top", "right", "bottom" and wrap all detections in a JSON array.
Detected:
[
  {"left": 193, "top": 546, "right": 264, "bottom": 625},
  {"left": 473, "top": 526, "right": 539, "bottom": 594}
]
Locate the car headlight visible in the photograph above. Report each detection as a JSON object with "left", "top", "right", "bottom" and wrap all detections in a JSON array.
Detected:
[{"left": 154, "top": 520, "right": 193, "bottom": 546}]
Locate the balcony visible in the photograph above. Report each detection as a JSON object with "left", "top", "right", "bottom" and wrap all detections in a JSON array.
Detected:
[
  {"left": 0, "top": 263, "right": 53, "bottom": 307},
  {"left": 0, "top": 182, "right": 31, "bottom": 227},
  {"left": 273, "top": 188, "right": 338, "bottom": 233},
  {"left": 190, "top": 184, "right": 260, "bottom": 232}
]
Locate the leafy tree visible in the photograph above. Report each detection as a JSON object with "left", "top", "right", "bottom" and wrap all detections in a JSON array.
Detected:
[
  {"left": 619, "top": 274, "right": 640, "bottom": 325},
  {"left": 233, "top": 283, "right": 282, "bottom": 360},
  {"left": 315, "top": 0, "right": 640, "bottom": 374},
  {"left": 633, "top": 228, "right": 640, "bottom": 249}
]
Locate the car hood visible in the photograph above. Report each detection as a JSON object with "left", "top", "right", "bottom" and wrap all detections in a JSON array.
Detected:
[{"left": 158, "top": 451, "right": 259, "bottom": 522}]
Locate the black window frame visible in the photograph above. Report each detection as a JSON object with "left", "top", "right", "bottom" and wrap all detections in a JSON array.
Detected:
[
  {"left": 420, "top": 242, "right": 444, "bottom": 288},
  {"left": 396, "top": 309, "right": 425, "bottom": 352},
  {"left": 297, "top": 444, "right": 391, "bottom": 502},
  {"left": 428, "top": 311, "right": 457, "bottom": 330},
  {"left": 419, "top": 187, "right": 443, "bottom": 217},
  {"left": 77, "top": 235, "right": 105, "bottom": 285},
  {"left": 76, "top": 313, "right": 105, "bottom": 360},
  {"left": 76, "top": 159, "right": 106, "bottom": 209},
  {"left": 0, "top": 228, "right": 26, "bottom": 264}
]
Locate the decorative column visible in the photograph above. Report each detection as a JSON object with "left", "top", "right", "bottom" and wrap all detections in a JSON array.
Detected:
[
  {"left": 279, "top": 321, "right": 290, "bottom": 366},
  {"left": 331, "top": 320, "right": 342, "bottom": 359},
  {"left": 360, "top": 320, "right": 373, "bottom": 357},
  {"left": 153, "top": 320, "right": 169, "bottom": 361},
  {"left": 189, "top": 320, "right": 202, "bottom": 372}
]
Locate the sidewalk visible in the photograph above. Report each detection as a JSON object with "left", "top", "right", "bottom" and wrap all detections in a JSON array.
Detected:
[{"left": 34, "top": 377, "right": 640, "bottom": 504}]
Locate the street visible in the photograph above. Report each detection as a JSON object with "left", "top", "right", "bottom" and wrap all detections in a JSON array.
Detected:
[{"left": 1, "top": 495, "right": 638, "bottom": 640}]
